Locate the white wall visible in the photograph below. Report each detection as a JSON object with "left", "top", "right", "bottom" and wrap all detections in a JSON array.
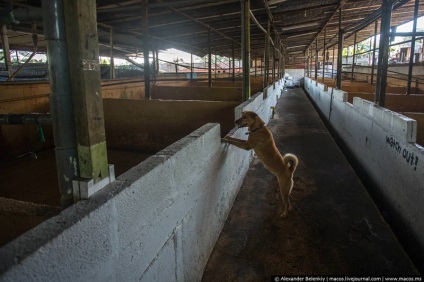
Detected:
[
  {"left": 0, "top": 81, "right": 282, "bottom": 282},
  {"left": 304, "top": 77, "right": 424, "bottom": 259},
  {"left": 285, "top": 69, "right": 304, "bottom": 82}
]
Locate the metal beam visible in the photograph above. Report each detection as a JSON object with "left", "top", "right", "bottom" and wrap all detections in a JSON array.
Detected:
[{"left": 155, "top": 0, "right": 241, "bottom": 47}]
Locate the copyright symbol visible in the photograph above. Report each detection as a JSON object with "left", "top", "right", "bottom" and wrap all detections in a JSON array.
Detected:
[{"left": 274, "top": 277, "right": 280, "bottom": 282}]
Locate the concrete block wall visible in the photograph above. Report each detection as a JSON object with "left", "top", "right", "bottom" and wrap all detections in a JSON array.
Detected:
[
  {"left": 346, "top": 93, "right": 424, "bottom": 113},
  {"left": 402, "top": 112, "right": 424, "bottom": 145},
  {"left": 237, "top": 82, "right": 280, "bottom": 122},
  {"left": 0, "top": 80, "right": 283, "bottom": 282},
  {"left": 304, "top": 77, "right": 424, "bottom": 264}
]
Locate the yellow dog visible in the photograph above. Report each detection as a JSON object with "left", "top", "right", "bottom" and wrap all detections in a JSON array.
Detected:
[{"left": 222, "top": 111, "right": 298, "bottom": 218}]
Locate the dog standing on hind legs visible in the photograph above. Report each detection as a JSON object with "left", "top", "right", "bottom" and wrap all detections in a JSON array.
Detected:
[{"left": 221, "top": 111, "right": 298, "bottom": 218}]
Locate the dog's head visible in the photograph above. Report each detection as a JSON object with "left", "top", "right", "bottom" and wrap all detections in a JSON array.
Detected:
[{"left": 235, "top": 111, "right": 263, "bottom": 129}]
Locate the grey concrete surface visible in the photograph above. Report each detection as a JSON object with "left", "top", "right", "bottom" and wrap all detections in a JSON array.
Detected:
[{"left": 202, "top": 88, "right": 419, "bottom": 280}]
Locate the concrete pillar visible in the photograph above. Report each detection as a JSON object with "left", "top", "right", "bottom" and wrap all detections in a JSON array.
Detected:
[
  {"left": 241, "top": 0, "right": 250, "bottom": 101},
  {"left": 63, "top": 0, "right": 112, "bottom": 196}
]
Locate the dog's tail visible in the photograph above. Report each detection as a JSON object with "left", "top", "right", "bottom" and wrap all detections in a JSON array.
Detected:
[{"left": 283, "top": 153, "right": 298, "bottom": 174}]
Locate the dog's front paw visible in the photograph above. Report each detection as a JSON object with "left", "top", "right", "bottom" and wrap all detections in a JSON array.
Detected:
[{"left": 280, "top": 212, "right": 288, "bottom": 219}]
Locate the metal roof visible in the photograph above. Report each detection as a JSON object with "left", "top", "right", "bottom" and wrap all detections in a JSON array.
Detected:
[{"left": 1, "top": 0, "right": 423, "bottom": 68}]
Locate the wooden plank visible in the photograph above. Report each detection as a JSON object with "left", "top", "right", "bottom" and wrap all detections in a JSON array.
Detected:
[{"left": 63, "top": 0, "right": 109, "bottom": 182}]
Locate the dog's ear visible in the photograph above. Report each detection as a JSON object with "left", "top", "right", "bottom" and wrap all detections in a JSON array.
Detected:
[{"left": 248, "top": 112, "right": 258, "bottom": 118}]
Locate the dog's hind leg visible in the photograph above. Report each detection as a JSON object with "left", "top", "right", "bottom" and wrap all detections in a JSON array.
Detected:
[{"left": 279, "top": 178, "right": 293, "bottom": 218}]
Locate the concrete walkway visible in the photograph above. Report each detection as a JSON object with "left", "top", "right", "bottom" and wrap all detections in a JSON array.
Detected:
[{"left": 202, "top": 88, "right": 419, "bottom": 280}]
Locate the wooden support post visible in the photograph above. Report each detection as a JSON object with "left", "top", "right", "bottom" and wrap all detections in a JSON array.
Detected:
[
  {"left": 336, "top": 8, "right": 343, "bottom": 90},
  {"left": 141, "top": 0, "right": 150, "bottom": 99},
  {"left": 375, "top": 0, "right": 393, "bottom": 107},
  {"left": 63, "top": 0, "right": 110, "bottom": 185},
  {"left": 282, "top": 45, "right": 285, "bottom": 78},
  {"left": 1, "top": 25, "right": 13, "bottom": 80},
  {"left": 371, "top": 20, "right": 378, "bottom": 85},
  {"left": 155, "top": 50, "right": 159, "bottom": 76},
  {"left": 278, "top": 53, "right": 281, "bottom": 81},
  {"left": 191, "top": 52, "right": 193, "bottom": 80},
  {"left": 332, "top": 45, "right": 335, "bottom": 78},
  {"left": 254, "top": 55, "right": 257, "bottom": 77},
  {"left": 306, "top": 48, "right": 309, "bottom": 77},
  {"left": 241, "top": 0, "right": 251, "bottom": 101},
  {"left": 322, "top": 28, "right": 326, "bottom": 82},
  {"left": 109, "top": 27, "right": 115, "bottom": 79},
  {"left": 407, "top": 0, "right": 419, "bottom": 95},
  {"left": 272, "top": 37, "right": 275, "bottom": 83},
  {"left": 214, "top": 53, "right": 217, "bottom": 79},
  {"left": 152, "top": 40, "right": 156, "bottom": 83},
  {"left": 232, "top": 41, "right": 235, "bottom": 82},
  {"left": 310, "top": 48, "right": 313, "bottom": 78},
  {"left": 315, "top": 38, "right": 318, "bottom": 80},
  {"left": 351, "top": 32, "right": 357, "bottom": 82},
  {"left": 208, "top": 28, "right": 212, "bottom": 87},
  {"left": 265, "top": 20, "right": 270, "bottom": 87},
  {"left": 304, "top": 51, "right": 307, "bottom": 78}
]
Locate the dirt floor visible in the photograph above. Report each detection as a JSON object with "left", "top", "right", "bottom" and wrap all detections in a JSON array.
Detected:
[
  {"left": 202, "top": 88, "right": 420, "bottom": 280},
  {"left": 0, "top": 147, "right": 152, "bottom": 247}
]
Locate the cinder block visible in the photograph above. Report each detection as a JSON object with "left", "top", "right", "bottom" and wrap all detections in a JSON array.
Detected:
[
  {"left": 317, "top": 83, "right": 327, "bottom": 92},
  {"left": 333, "top": 89, "right": 348, "bottom": 102},
  {"left": 353, "top": 97, "right": 417, "bottom": 143}
]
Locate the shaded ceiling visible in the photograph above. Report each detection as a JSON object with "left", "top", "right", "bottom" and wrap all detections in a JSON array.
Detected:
[{"left": 1, "top": 0, "right": 423, "bottom": 69}]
